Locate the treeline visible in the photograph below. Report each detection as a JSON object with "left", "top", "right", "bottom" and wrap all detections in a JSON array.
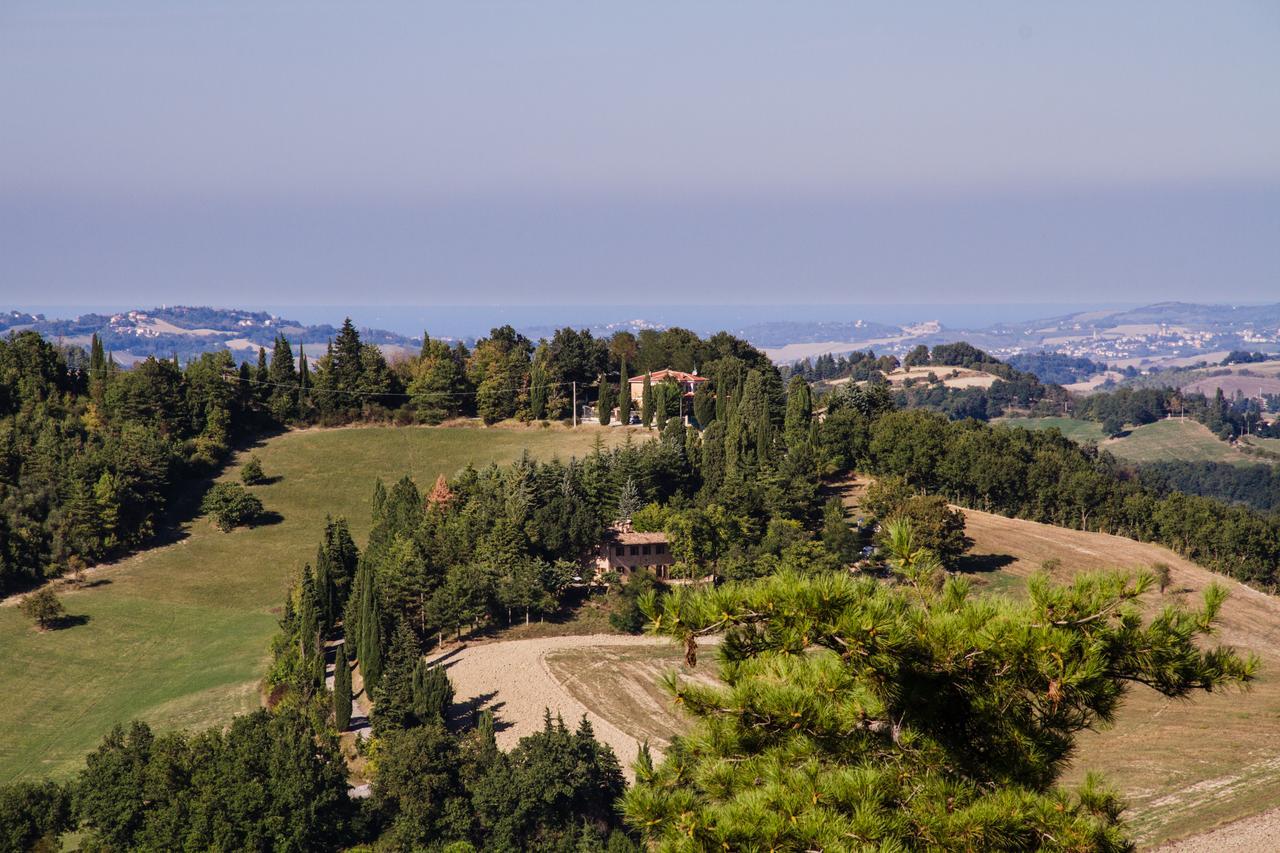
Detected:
[
  {"left": 1006, "top": 351, "right": 1108, "bottom": 384},
  {"left": 782, "top": 349, "right": 899, "bottom": 382},
  {"left": 0, "top": 331, "right": 258, "bottom": 595},
  {"left": 822, "top": 394, "right": 1280, "bottom": 586},
  {"left": 271, "top": 320, "right": 774, "bottom": 427},
  {"left": 0, "top": 702, "right": 635, "bottom": 851},
  {"left": 1073, "top": 385, "right": 1275, "bottom": 439},
  {"left": 1139, "top": 461, "right": 1280, "bottom": 513},
  {"left": 0, "top": 321, "right": 778, "bottom": 595},
  {"left": 272, "top": 375, "right": 833, "bottom": 695}
]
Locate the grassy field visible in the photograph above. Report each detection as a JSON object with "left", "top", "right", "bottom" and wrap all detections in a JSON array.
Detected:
[
  {"left": 1001, "top": 416, "right": 1258, "bottom": 467},
  {"left": 997, "top": 416, "right": 1108, "bottom": 446},
  {"left": 1102, "top": 419, "right": 1252, "bottom": 465},
  {"left": 0, "top": 423, "right": 635, "bottom": 783}
]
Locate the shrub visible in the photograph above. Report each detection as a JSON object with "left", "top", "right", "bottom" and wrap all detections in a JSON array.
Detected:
[
  {"left": 240, "top": 455, "right": 267, "bottom": 485},
  {"left": 201, "top": 482, "right": 264, "bottom": 532},
  {"left": 19, "top": 588, "right": 66, "bottom": 630}
]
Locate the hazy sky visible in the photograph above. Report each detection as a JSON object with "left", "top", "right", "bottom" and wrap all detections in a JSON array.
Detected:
[{"left": 2, "top": 2, "right": 1278, "bottom": 309}]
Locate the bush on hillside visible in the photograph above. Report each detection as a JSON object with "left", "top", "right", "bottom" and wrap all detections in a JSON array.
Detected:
[{"left": 201, "top": 482, "right": 264, "bottom": 532}]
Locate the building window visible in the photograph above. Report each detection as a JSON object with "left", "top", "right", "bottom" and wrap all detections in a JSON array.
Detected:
[
  {"left": 655, "top": 543, "right": 667, "bottom": 555},
  {"left": 629, "top": 545, "right": 639, "bottom": 556},
  {"left": 642, "top": 544, "right": 651, "bottom": 555},
  {"left": 614, "top": 546, "right": 624, "bottom": 556}
]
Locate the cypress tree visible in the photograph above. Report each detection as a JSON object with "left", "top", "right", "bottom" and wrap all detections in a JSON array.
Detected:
[
  {"left": 361, "top": 574, "right": 384, "bottom": 689},
  {"left": 617, "top": 357, "right": 632, "bottom": 425},
  {"left": 253, "top": 345, "right": 268, "bottom": 404},
  {"left": 412, "top": 659, "right": 454, "bottom": 725},
  {"left": 692, "top": 381, "right": 715, "bottom": 428},
  {"left": 784, "top": 375, "right": 813, "bottom": 451},
  {"left": 298, "top": 344, "right": 309, "bottom": 415},
  {"left": 640, "top": 373, "right": 654, "bottom": 428},
  {"left": 333, "top": 641, "right": 352, "bottom": 730},
  {"left": 314, "top": 544, "right": 334, "bottom": 632},
  {"left": 89, "top": 333, "right": 107, "bottom": 401},
  {"left": 529, "top": 357, "right": 549, "bottom": 421},
  {"left": 597, "top": 377, "right": 613, "bottom": 426}
]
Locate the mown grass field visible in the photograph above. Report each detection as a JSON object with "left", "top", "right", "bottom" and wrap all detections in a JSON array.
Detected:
[
  {"left": 1002, "top": 416, "right": 1257, "bottom": 466},
  {"left": 0, "top": 423, "right": 634, "bottom": 783},
  {"left": 996, "top": 416, "right": 1108, "bottom": 446},
  {"left": 1102, "top": 418, "right": 1252, "bottom": 465}
]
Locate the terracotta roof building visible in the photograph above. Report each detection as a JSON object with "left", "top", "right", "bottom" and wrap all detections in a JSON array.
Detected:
[
  {"left": 591, "top": 521, "right": 674, "bottom": 581},
  {"left": 627, "top": 369, "right": 708, "bottom": 405}
]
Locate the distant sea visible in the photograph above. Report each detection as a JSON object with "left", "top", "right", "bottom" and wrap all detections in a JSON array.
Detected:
[{"left": 10, "top": 302, "right": 1140, "bottom": 339}]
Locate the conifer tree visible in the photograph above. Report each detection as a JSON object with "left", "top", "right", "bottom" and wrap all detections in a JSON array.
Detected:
[
  {"left": 268, "top": 334, "right": 298, "bottom": 422},
  {"left": 640, "top": 373, "right": 654, "bottom": 428},
  {"left": 529, "top": 356, "right": 550, "bottom": 421},
  {"left": 624, "top": 570, "right": 1258, "bottom": 850},
  {"left": 617, "top": 357, "right": 632, "bottom": 425},
  {"left": 89, "top": 333, "right": 107, "bottom": 402},
  {"left": 783, "top": 375, "right": 813, "bottom": 450},
  {"left": 254, "top": 347, "right": 269, "bottom": 406},
  {"left": 597, "top": 377, "right": 613, "bottom": 426},
  {"left": 297, "top": 344, "right": 309, "bottom": 415},
  {"left": 360, "top": 572, "right": 384, "bottom": 689},
  {"left": 333, "top": 641, "right": 352, "bottom": 731},
  {"left": 692, "top": 381, "right": 715, "bottom": 428},
  {"left": 412, "top": 659, "right": 454, "bottom": 725}
]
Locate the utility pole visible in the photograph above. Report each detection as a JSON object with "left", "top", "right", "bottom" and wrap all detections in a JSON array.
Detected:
[{"left": 572, "top": 381, "right": 577, "bottom": 427}]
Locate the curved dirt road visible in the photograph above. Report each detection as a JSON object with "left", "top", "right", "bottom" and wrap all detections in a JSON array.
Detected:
[{"left": 427, "top": 634, "right": 685, "bottom": 777}]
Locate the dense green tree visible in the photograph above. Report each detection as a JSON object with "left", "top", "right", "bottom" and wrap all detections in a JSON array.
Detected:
[
  {"left": 692, "top": 381, "right": 715, "bottom": 428},
  {"left": 596, "top": 378, "right": 614, "bottom": 426},
  {"left": 333, "top": 641, "right": 352, "bottom": 731},
  {"left": 200, "top": 482, "right": 264, "bottom": 531},
  {"left": 268, "top": 334, "right": 299, "bottom": 422},
  {"left": 626, "top": 570, "right": 1257, "bottom": 850},
  {"left": 617, "top": 356, "right": 632, "bottom": 425},
  {"left": 640, "top": 373, "right": 654, "bottom": 428},
  {"left": 0, "top": 779, "right": 72, "bottom": 853},
  {"left": 783, "top": 375, "right": 813, "bottom": 450}
]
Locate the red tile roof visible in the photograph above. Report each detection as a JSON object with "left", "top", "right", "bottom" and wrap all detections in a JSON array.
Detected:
[{"left": 628, "top": 369, "right": 709, "bottom": 384}]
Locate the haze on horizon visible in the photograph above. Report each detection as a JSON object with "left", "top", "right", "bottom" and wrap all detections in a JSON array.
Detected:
[{"left": 2, "top": 1, "right": 1278, "bottom": 309}]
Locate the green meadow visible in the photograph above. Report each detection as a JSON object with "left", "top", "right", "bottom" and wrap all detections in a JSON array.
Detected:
[{"left": 0, "top": 423, "right": 631, "bottom": 782}]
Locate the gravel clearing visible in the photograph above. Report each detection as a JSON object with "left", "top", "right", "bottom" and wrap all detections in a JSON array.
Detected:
[
  {"left": 427, "top": 633, "right": 682, "bottom": 778},
  {"left": 1154, "top": 807, "right": 1280, "bottom": 852}
]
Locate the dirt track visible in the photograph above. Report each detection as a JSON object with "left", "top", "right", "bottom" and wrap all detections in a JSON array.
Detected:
[{"left": 427, "top": 634, "right": 682, "bottom": 778}]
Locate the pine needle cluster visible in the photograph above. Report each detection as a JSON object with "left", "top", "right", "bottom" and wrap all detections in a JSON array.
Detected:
[{"left": 624, "top": 569, "right": 1257, "bottom": 851}]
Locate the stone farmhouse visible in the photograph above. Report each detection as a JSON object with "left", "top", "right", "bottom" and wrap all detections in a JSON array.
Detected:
[{"left": 590, "top": 521, "right": 675, "bottom": 582}]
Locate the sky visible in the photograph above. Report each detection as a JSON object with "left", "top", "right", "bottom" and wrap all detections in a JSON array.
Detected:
[{"left": 2, "top": 1, "right": 1278, "bottom": 311}]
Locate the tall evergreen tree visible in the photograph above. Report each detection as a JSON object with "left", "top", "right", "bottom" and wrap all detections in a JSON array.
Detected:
[
  {"left": 692, "top": 381, "right": 715, "bottom": 428},
  {"left": 597, "top": 376, "right": 613, "bottom": 426},
  {"left": 268, "top": 334, "right": 298, "bottom": 422},
  {"left": 297, "top": 344, "right": 310, "bottom": 415},
  {"left": 617, "top": 357, "right": 632, "bottom": 425},
  {"left": 360, "top": 571, "right": 384, "bottom": 689},
  {"left": 529, "top": 356, "right": 550, "bottom": 421},
  {"left": 254, "top": 347, "right": 270, "bottom": 407},
  {"left": 783, "top": 375, "right": 813, "bottom": 450},
  {"left": 333, "top": 641, "right": 352, "bottom": 731},
  {"left": 640, "top": 373, "right": 654, "bottom": 428}
]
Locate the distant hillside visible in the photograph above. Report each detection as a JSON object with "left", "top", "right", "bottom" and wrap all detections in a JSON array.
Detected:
[{"left": 1, "top": 305, "right": 421, "bottom": 364}]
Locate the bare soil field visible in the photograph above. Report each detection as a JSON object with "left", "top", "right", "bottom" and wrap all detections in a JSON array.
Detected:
[
  {"left": 884, "top": 365, "right": 998, "bottom": 389},
  {"left": 427, "top": 634, "right": 712, "bottom": 778}
]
